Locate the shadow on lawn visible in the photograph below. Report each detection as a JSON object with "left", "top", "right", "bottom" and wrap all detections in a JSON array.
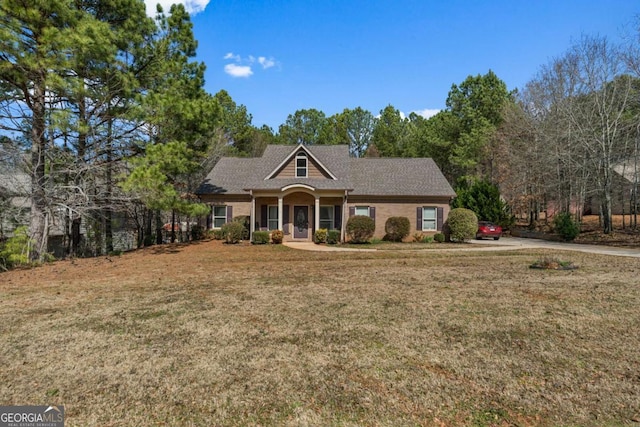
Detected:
[{"left": 148, "top": 240, "right": 207, "bottom": 255}]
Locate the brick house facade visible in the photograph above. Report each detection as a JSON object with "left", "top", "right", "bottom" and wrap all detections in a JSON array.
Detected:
[{"left": 196, "top": 144, "right": 455, "bottom": 242}]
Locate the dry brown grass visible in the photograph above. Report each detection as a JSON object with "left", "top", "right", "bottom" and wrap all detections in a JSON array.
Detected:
[{"left": 1, "top": 240, "right": 639, "bottom": 426}]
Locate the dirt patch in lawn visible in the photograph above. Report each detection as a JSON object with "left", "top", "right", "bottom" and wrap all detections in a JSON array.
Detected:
[{"left": 1, "top": 240, "right": 639, "bottom": 426}]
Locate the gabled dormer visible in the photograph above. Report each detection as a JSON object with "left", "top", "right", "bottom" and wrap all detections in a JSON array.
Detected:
[{"left": 265, "top": 144, "right": 337, "bottom": 180}]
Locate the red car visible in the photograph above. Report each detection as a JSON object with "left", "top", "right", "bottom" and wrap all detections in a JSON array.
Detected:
[{"left": 476, "top": 221, "right": 502, "bottom": 240}]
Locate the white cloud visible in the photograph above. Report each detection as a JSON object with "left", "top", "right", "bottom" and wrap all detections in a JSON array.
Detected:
[
  {"left": 223, "top": 53, "right": 278, "bottom": 78},
  {"left": 224, "top": 64, "right": 253, "bottom": 78},
  {"left": 144, "top": 0, "right": 210, "bottom": 17},
  {"left": 224, "top": 52, "right": 241, "bottom": 61},
  {"left": 258, "top": 56, "right": 276, "bottom": 69},
  {"left": 412, "top": 108, "right": 440, "bottom": 119},
  {"left": 378, "top": 108, "right": 441, "bottom": 121}
]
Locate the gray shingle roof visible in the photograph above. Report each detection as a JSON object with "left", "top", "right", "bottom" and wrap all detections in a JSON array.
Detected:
[
  {"left": 196, "top": 144, "right": 455, "bottom": 197},
  {"left": 349, "top": 158, "right": 455, "bottom": 196}
]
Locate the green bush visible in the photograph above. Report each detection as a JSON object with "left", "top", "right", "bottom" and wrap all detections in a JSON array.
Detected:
[
  {"left": 433, "top": 233, "right": 445, "bottom": 243},
  {"left": 212, "top": 229, "right": 224, "bottom": 240},
  {"left": 444, "top": 208, "right": 478, "bottom": 242},
  {"left": 452, "top": 178, "right": 515, "bottom": 228},
  {"left": 346, "top": 215, "right": 375, "bottom": 243},
  {"left": 314, "top": 228, "right": 328, "bottom": 244},
  {"left": 271, "top": 230, "right": 284, "bottom": 244},
  {"left": 252, "top": 231, "right": 270, "bottom": 244},
  {"left": 221, "top": 222, "right": 245, "bottom": 244},
  {"left": 190, "top": 225, "right": 205, "bottom": 241},
  {"left": 384, "top": 216, "right": 410, "bottom": 242},
  {"left": 233, "top": 215, "right": 250, "bottom": 240},
  {"left": 327, "top": 229, "right": 340, "bottom": 244},
  {"left": 553, "top": 212, "right": 580, "bottom": 241},
  {"left": 0, "top": 226, "right": 32, "bottom": 270}
]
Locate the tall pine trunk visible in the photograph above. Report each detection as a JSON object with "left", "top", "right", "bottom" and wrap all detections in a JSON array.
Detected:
[
  {"left": 29, "top": 71, "right": 48, "bottom": 261},
  {"left": 104, "top": 118, "right": 114, "bottom": 254}
]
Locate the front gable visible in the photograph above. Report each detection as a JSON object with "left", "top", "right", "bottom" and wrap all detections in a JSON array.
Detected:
[{"left": 265, "top": 144, "right": 337, "bottom": 181}]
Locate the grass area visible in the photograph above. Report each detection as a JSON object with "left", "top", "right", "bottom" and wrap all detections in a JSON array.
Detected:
[{"left": 1, "top": 240, "right": 639, "bottom": 426}]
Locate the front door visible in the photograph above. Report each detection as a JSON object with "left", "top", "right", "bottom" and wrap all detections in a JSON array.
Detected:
[{"left": 293, "top": 206, "right": 309, "bottom": 239}]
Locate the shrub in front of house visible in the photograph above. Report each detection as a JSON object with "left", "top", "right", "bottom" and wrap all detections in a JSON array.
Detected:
[
  {"left": 212, "top": 229, "right": 224, "bottom": 240},
  {"left": 553, "top": 212, "right": 580, "bottom": 241},
  {"left": 271, "top": 230, "right": 284, "bottom": 244},
  {"left": 346, "top": 215, "right": 375, "bottom": 243},
  {"left": 384, "top": 216, "right": 410, "bottom": 242},
  {"left": 221, "top": 221, "right": 245, "bottom": 244},
  {"left": 233, "top": 215, "right": 250, "bottom": 240},
  {"left": 413, "top": 232, "right": 434, "bottom": 243},
  {"left": 252, "top": 231, "right": 269, "bottom": 244},
  {"left": 191, "top": 225, "right": 205, "bottom": 241},
  {"left": 444, "top": 208, "right": 478, "bottom": 242},
  {"left": 327, "top": 229, "right": 340, "bottom": 244},
  {"left": 433, "top": 233, "right": 445, "bottom": 243},
  {"left": 314, "top": 228, "right": 328, "bottom": 244}
]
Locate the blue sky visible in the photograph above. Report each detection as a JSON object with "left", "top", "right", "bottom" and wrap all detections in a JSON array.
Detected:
[{"left": 147, "top": 0, "right": 639, "bottom": 130}]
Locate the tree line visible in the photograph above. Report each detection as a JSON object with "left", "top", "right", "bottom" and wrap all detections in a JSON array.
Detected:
[{"left": 1, "top": 1, "right": 639, "bottom": 263}]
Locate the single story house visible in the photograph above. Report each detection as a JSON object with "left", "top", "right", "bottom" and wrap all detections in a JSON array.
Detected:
[{"left": 196, "top": 144, "right": 456, "bottom": 242}]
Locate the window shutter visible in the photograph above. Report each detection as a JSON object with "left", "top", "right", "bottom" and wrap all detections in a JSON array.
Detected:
[
  {"left": 369, "top": 207, "right": 376, "bottom": 222},
  {"left": 437, "top": 207, "right": 444, "bottom": 231},
  {"left": 283, "top": 205, "right": 290, "bottom": 234},
  {"left": 207, "top": 206, "right": 213, "bottom": 229},
  {"left": 416, "top": 207, "right": 422, "bottom": 231},
  {"left": 260, "top": 205, "right": 268, "bottom": 231},
  {"left": 226, "top": 205, "right": 233, "bottom": 223},
  {"left": 349, "top": 206, "right": 355, "bottom": 217},
  {"left": 334, "top": 205, "right": 342, "bottom": 230}
]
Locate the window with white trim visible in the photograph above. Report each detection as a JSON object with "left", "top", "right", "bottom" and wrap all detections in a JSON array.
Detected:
[
  {"left": 295, "top": 152, "right": 308, "bottom": 178},
  {"left": 422, "top": 207, "right": 437, "bottom": 231},
  {"left": 319, "top": 206, "right": 334, "bottom": 229},
  {"left": 213, "top": 206, "right": 227, "bottom": 229},
  {"left": 268, "top": 205, "right": 279, "bottom": 231},
  {"left": 355, "top": 206, "right": 370, "bottom": 216}
]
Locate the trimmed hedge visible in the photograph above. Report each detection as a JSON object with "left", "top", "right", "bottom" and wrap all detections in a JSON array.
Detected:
[
  {"left": 252, "top": 231, "right": 270, "bottom": 244},
  {"left": 233, "top": 215, "right": 250, "bottom": 240},
  {"left": 327, "top": 229, "right": 340, "bottom": 244},
  {"left": 384, "top": 216, "right": 410, "bottom": 242},
  {"left": 314, "top": 228, "right": 328, "bottom": 244},
  {"left": 444, "top": 208, "right": 478, "bottom": 242},
  {"left": 346, "top": 215, "right": 375, "bottom": 243},
  {"left": 221, "top": 221, "right": 245, "bottom": 244}
]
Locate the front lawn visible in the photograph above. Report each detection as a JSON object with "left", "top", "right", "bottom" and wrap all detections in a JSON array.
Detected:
[{"left": 0, "top": 241, "right": 638, "bottom": 426}]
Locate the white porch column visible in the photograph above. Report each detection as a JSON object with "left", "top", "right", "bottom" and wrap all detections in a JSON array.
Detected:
[
  {"left": 278, "top": 196, "right": 283, "bottom": 231},
  {"left": 342, "top": 192, "right": 347, "bottom": 242},
  {"left": 314, "top": 196, "right": 320, "bottom": 231},
  {"left": 250, "top": 192, "right": 256, "bottom": 240}
]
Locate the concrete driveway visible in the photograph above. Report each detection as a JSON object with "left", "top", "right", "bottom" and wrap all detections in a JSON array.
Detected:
[
  {"left": 470, "top": 236, "right": 640, "bottom": 258},
  {"left": 285, "top": 237, "right": 640, "bottom": 258}
]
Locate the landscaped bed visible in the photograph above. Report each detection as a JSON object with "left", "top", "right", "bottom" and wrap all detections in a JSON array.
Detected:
[{"left": 1, "top": 240, "right": 638, "bottom": 426}]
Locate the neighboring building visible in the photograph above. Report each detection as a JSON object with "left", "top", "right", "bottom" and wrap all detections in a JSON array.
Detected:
[
  {"left": 583, "top": 162, "right": 640, "bottom": 216},
  {"left": 196, "top": 144, "right": 456, "bottom": 241},
  {"left": 0, "top": 157, "right": 136, "bottom": 256}
]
